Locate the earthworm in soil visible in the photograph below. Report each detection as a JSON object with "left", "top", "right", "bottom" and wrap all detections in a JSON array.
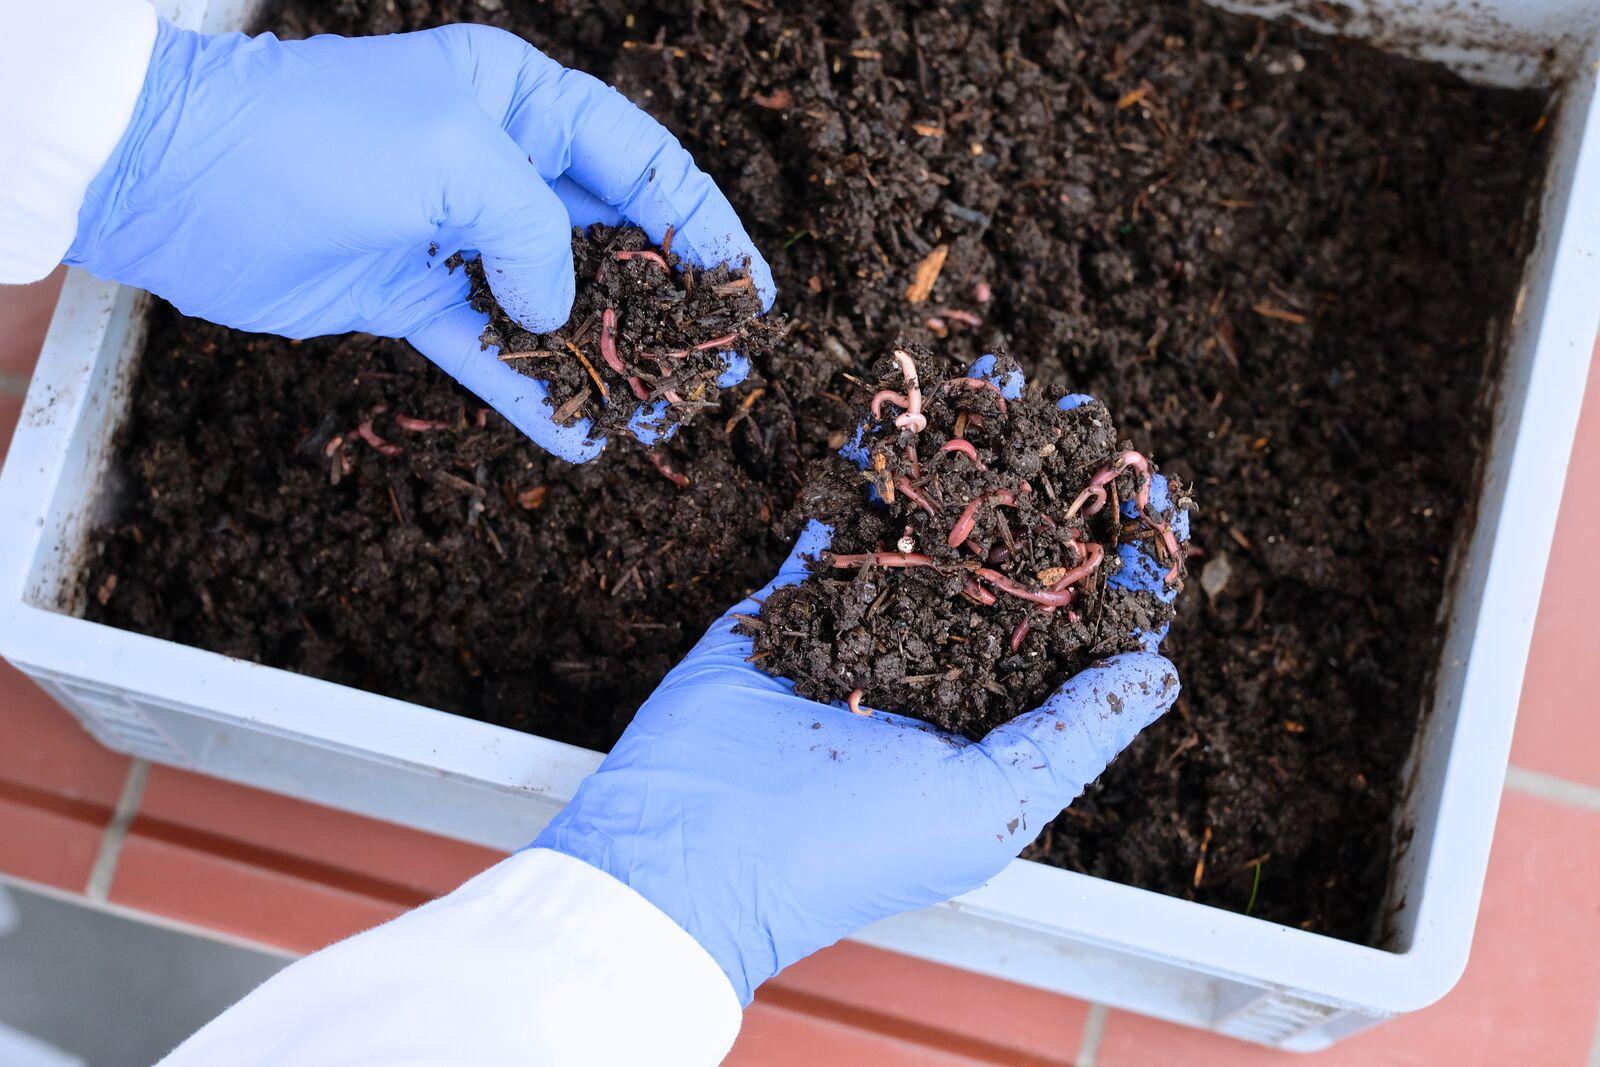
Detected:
[
  {"left": 831, "top": 552, "right": 939, "bottom": 570},
  {"left": 893, "top": 476, "right": 939, "bottom": 517},
  {"left": 645, "top": 450, "right": 690, "bottom": 489},
  {"left": 394, "top": 414, "right": 452, "bottom": 433},
  {"left": 938, "top": 438, "right": 985, "bottom": 468},
  {"left": 599, "top": 308, "right": 626, "bottom": 376},
  {"left": 972, "top": 568, "right": 1077, "bottom": 607},
  {"left": 871, "top": 350, "right": 927, "bottom": 432},
  {"left": 613, "top": 249, "right": 670, "bottom": 271},
  {"left": 943, "top": 377, "right": 1009, "bottom": 413},
  {"left": 947, "top": 489, "right": 1019, "bottom": 549},
  {"left": 846, "top": 688, "right": 870, "bottom": 715},
  {"left": 356, "top": 420, "right": 402, "bottom": 457}
]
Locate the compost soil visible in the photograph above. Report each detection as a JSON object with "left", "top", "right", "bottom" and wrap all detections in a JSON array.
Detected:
[
  {"left": 742, "top": 348, "right": 1189, "bottom": 737},
  {"left": 87, "top": 0, "right": 1548, "bottom": 942},
  {"left": 458, "top": 224, "right": 772, "bottom": 440}
]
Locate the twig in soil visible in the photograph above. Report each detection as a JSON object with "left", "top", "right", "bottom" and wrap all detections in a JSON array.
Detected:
[
  {"left": 1245, "top": 861, "right": 1264, "bottom": 917},
  {"left": 905, "top": 244, "right": 949, "bottom": 304},
  {"left": 645, "top": 450, "right": 690, "bottom": 489},
  {"left": 1193, "top": 825, "right": 1213, "bottom": 888},
  {"left": 568, "top": 337, "right": 611, "bottom": 400}
]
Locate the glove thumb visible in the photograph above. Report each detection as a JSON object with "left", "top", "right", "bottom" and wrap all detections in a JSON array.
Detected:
[{"left": 977, "top": 651, "right": 1180, "bottom": 811}]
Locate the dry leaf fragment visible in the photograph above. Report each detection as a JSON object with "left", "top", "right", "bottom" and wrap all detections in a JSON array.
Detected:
[{"left": 905, "top": 244, "right": 949, "bottom": 305}]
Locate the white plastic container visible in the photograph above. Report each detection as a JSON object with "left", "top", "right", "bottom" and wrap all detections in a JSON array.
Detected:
[{"left": 3, "top": 0, "right": 1598, "bottom": 1050}]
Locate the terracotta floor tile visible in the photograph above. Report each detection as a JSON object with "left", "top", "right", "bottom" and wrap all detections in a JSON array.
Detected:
[
  {"left": 1096, "top": 788, "right": 1600, "bottom": 1066},
  {"left": 0, "top": 661, "right": 131, "bottom": 806},
  {"left": 0, "top": 267, "right": 64, "bottom": 386},
  {"left": 768, "top": 941, "right": 1083, "bottom": 1065},
  {"left": 0, "top": 393, "right": 22, "bottom": 466},
  {"left": 732, "top": 1000, "right": 991, "bottom": 1067},
  {"left": 1512, "top": 337, "right": 1600, "bottom": 787},
  {"left": 0, "top": 782, "right": 107, "bottom": 892},
  {"left": 137, "top": 765, "right": 501, "bottom": 899},
  {"left": 110, "top": 821, "right": 414, "bottom": 954}
]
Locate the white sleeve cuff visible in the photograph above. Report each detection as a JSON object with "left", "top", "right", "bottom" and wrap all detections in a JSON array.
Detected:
[
  {"left": 159, "top": 848, "right": 743, "bottom": 1066},
  {"left": 0, "top": 0, "right": 158, "bottom": 284}
]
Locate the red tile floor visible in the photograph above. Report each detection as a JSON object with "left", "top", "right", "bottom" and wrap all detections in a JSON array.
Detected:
[{"left": 2, "top": 273, "right": 1598, "bottom": 1065}]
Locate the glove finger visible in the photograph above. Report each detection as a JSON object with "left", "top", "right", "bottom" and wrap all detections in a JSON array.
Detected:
[
  {"left": 446, "top": 119, "right": 578, "bottom": 333},
  {"left": 408, "top": 302, "right": 604, "bottom": 463},
  {"left": 976, "top": 651, "right": 1179, "bottom": 811},
  {"left": 504, "top": 61, "right": 776, "bottom": 310},
  {"left": 549, "top": 174, "right": 625, "bottom": 229},
  {"left": 966, "top": 353, "right": 1025, "bottom": 400},
  {"left": 627, "top": 349, "right": 750, "bottom": 447}
]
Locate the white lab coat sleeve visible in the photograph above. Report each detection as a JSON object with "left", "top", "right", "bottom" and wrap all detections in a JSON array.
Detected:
[
  {"left": 157, "top": 847, "right": 744, "bottom": 1066},
  {"left": 0, "top": 0, "right": 158, "bottom": 283}
]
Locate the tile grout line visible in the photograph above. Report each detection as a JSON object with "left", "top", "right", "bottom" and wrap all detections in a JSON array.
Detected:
[
  {"left": 1505, "top": 765, "right": 1600, "bottom": 812},
  {"left": 1075, "top": 1003, "right": 1108, "bottom": 1066},
  {"left": 85, "top": 758, "right": 150, "bottom": 902}
]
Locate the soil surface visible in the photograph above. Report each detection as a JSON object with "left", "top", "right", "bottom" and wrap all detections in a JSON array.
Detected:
[
  {"left": 89, "top": 0, "right": 1549, "bottom": 942},
  {"left": 743, "top": 348, "right": 1189, "bottom": 737},
  {"left": 458, "top": 224, "right": 771, "bottom": 440}
]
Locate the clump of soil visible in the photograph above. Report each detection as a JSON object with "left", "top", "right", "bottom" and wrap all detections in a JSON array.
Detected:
[
  {"left": 456, "top": 223, "right": 772, "bottom": 441},
  {"left": 88, "top": 308, "right": 796, "bottom": 750},
  {"left": 95, "top": 0, "right": 1550, "bottom": 941},
  {"left": 743, "top": 348, "right": 1189, "bottom": 737}
]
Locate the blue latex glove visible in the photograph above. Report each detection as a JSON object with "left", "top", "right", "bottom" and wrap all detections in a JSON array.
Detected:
[
  {"left": 535, "top": 362, "right": 1186, "bottom": 1004},
  {"left": 66, "top": 21, "right": 773, "bottom": 462}
]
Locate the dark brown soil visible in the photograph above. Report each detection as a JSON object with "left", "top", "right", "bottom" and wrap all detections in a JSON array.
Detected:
[
  {"left": 87, "top": 0, "right": 1549, "bottom": 943},
  {"left": 743, "top": 347, "right": 1190, "bottom": 737},
  {"left": 458, "top": 224, "right": 772, "bottom": 440}
]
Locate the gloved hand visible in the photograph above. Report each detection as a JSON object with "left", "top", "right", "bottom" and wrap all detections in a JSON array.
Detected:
[
  {"left": 66, "top": 21, "right": 773, "bottom": 462},
  {"left": 535, "top": 363, "right": 1186, "bottom": 1004}
]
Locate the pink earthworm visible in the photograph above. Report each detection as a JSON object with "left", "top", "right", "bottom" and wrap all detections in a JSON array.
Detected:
[
  {"left": 356, "top": 420, "right": 402, "bottom": 457},
  {"left": 1009, "top": 618, "right": 1032, "bottom": 653},
  {"left": 962, "top": 580, "right": 998, "bottom": 606},
  {"left": 599, "top": 308, "right": 626, "bottom": 376},
  {"left": 614, "top": 249, "right": 670, "bottom": 271},
  {"left": 943, "top": 377, "right": 1009, "bottom": 413},
  {"left": 1049, "top": 542, "right": 1105, "bottom": 591},
  {"left": 831, "top": 552, "right": 939, "bottom": 569},
  {"left": 973, "top": 568, "right": 1077, "bottom": 607},
  {"left": 947, "top": 489, "right": 1018, "bottom": 549},
  {"left": 627, "top": 376, "right": 651, "bottom": 401},
  {"left": 893, "top": 476, "right": 938, "bottom": 518},
  {"left": 871, "top": 350, "right": 926, "bottom": 432},
  {"left": 323, "top": 435, "right": 344, "bottom": 457},
  {"left": 645, "top": 450, "right": 690, "bottom": 489},
  {"left": 846, "top": 689, "right": 870, "bottom": 716},
  {"left": 394, "top": 414, "right": 452, "bottom": 433},
  {"left": 904, "top": 444, "right": 922, "bottom": 480},
  {"left": 474, "top": 408, "right": 490, "bottom": 429},
  {"left": 939, "top": 308, "right": 984, "bottom": 328},
  {"left": 694, "top": 333, "right": 740, "bottom": 351},
  {"left": 938, "top": 439, "right": 985, "bottom": 469},
  {"left": 975, "top": 282, "right": 993, "bottom": 303}
]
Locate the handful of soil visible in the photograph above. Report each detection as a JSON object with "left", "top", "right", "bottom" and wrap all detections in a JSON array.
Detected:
[
  {"left": 741, "top": 349, "right": 1192, "bottom": 738},
  {"left": 453, "top": 223, "right": 774, "bottom": 441}
]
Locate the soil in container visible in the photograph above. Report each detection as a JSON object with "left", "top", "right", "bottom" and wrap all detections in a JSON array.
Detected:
[
  {"left": 742, "top": 347, "right": 1191, "bottom": 737},
  {"left": 458, "top": 223, "right": 775, "bottom": 441},
  {"left": 87, "top": 0, "right": 1550, "bottom": 943}
]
